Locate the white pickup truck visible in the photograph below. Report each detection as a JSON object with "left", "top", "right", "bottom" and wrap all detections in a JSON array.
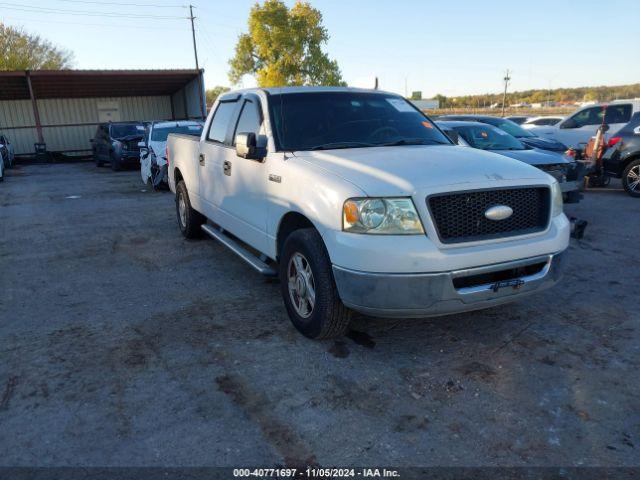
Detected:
[{"left": 167, "top": 87, "right": 570, "bottom": 339}]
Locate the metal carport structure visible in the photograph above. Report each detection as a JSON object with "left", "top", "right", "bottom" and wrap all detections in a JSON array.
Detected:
[{"left": 0, "top": 69, "right": 206, "bottom": 156}]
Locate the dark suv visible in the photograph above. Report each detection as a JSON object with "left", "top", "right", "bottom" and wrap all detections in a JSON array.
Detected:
[
  {"left": 91, "top": 122, "right": 146, "bottom": 170},
  {"left": 602, "top": 112, "right": 640, "bottom": 197}
]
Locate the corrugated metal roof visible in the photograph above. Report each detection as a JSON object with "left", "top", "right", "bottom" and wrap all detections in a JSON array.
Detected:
[{"left": 0, "top": 69, "right": 202, "bottom": 101}]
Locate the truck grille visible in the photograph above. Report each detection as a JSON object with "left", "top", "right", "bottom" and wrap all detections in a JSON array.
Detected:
[
  {"left": 125, "top": 139, "right": 141, "bottom": 151},
  {"left": 427, "top": 187, "right": 550, "bottom": 244}
]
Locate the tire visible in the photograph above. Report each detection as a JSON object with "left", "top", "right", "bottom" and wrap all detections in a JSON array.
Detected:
[
  {"left": 279, "top": 228, "right": 351, "bottom": 340},
  {"left": 175, "top": 180, "right": 205, "bottom": 238},
  {"left": 110, "top": 152, "right": 121, "bottom": 171},
  {"left": 622, "top": 159, "right": 640, "bottom": 198}
]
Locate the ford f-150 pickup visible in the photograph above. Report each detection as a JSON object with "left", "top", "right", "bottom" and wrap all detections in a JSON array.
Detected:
[{"left": 167, "top": 87, "right": 570, "bottom": 339}]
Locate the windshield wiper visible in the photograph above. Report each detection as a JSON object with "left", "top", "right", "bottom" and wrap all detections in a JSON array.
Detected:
[
  {"left": 309, "top": 141, "right": 375, "bottom": 150},
  {"left": 379, "top": 138, "right": 449, "bottom": 147}
]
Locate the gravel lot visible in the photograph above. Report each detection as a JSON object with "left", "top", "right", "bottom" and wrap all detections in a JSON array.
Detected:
[{"left": 0, "top": 162, "right": 638, "bottom": 468}]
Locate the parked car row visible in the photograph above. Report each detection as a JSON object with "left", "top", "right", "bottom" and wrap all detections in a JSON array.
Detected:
[
  {"left": 91, "top": 120, "right": 203, "bottom": 188},
  {"left": 436, "top": 120, "right": 582, "bottom": 203}
]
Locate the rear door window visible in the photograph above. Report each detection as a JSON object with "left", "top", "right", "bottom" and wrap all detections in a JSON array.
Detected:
[
  {"left": 568, "top": 107, "right": 604, "bottom": 128},
  {"left": 207, "top": 101, "right": 237, "bottom": 144},
  {"left": 604, "top": 104, "right": 632, "bottom": 124}
]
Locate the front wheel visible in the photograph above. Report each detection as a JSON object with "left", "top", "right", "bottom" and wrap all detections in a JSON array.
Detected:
[
  {"left": 279, "top": 228, "right": 351, "bottom": 339},
  {"left": 622, "top": 159, "right": 640, "bottom": 197},
  {"left": 175, "top": 180, "right": 205, "bottom": 238}
]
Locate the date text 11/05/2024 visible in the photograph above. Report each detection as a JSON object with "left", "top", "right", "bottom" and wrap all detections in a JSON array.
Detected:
[{"left": 233, "top": 468, "right": 400, "bottom": 478}]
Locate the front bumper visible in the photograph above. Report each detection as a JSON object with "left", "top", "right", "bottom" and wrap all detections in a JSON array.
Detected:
[
  {"left": 332, "top": 251, "right": 566, "bottom": 318},
  {"left": 120, "top": 150, "right": 141, "bottom": 161}
]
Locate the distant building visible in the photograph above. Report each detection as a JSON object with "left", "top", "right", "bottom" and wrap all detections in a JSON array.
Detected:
[
  {"left": 410, "top": 99, "right": 439, "bottom": 110},
  {"left": 531, "top": 101, "right": 557, "bottom": 109}
]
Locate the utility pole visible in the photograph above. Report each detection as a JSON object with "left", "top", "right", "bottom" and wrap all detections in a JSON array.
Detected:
[
  {"left": 189, "top": 4, "right": 206, "bottom": 120},
  {"left": 501, "top": 69, "right": 511, "bottom": 117}
]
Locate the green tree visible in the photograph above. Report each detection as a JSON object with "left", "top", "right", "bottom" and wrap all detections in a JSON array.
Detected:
[
  {"left": 0, "top": 22, "right": 72, "bottom": 70},
  {"left": 431, "top": 94, "right": 448, "bottom": 108},
  {"left": 206, "top": 86, "right": 230, "bottom": 106},
  {"left": 228, "top": 0, "right": 345, "bottom": 87}
]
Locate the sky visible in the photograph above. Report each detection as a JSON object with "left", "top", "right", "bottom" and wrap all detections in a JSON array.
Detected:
[{"left": 2, "top": 0, "right": 639, "bottom": 97}]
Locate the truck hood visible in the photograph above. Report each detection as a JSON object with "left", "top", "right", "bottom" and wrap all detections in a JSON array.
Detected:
[{"left": 293, "top": 145, "right": 551, "bottom": 196}]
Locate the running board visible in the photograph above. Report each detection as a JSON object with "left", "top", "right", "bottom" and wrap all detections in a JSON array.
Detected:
[{"left": 201, "top": 224, "right": 277, "bottom": 277}]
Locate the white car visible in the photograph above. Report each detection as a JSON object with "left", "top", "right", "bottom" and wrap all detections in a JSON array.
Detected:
[
  {"left": 139, "top": 121, "right": 203, "bottom": 187},
  {"left": 167, "top": 87, "right": 569, "bottom": 339},
  {"left": 532, "top": 100, "right": 640, "bottom": 148},
  {"left": 522, "top": 116, "right": 565, "bottom": 131},
  {"left": 0, "top": 134, "right": 14, "bottom": 169}
]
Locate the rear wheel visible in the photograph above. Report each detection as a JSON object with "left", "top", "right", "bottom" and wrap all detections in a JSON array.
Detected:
[
  {"left": 279, "top": 228, "right": 351, "bottom": 340},
  {"left": 622, "top": 159, "right": 640, "bottom": 197},
  {"left": 175, "top": 180, "right": 205, "bottom": 238}
]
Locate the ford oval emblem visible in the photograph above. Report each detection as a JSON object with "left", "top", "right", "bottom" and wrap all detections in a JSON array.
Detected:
[{"left": 484, "top": 205, "right": 513, "bottom": 221}]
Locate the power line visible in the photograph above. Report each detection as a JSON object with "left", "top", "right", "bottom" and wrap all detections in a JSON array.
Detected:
[
  {"left": 1, "top": 14, "right": 189, "bottom": 30},
  {"left": 0, "top": 2, "right": 188, "bottom": 19},
  {"left": 53, "top": 0, "right": 186, "bottom": 7}
]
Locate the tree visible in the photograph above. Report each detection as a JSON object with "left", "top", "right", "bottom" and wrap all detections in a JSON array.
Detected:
[
  {"left": 0, "top": 22, "right": 73, "bottom": 70},
  {"left": 228, "top": 0, "right": 345, "bottom": 87},
  {"left": 206, "top": 86, "right": 230, "bottom": 106},
  {"left": 431, "top": 94, "right": 449, "bottom": 108}
]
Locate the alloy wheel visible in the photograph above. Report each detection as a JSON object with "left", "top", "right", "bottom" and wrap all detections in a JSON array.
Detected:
[
  {"left": 178, "top": 193, "right": 187, "bottom": 227},
  {"left": 287, "top": 252, "right": 316, "bottom": 319},
  {"left": 627, "top": 165, "right": 640, "bottom": 192}
]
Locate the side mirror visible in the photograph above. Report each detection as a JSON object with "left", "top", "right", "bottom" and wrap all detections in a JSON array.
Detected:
[
  {"left": 601, "top": 124, "right": 610, "bottom": 132},
  {"left": 139, "top": 147, "right": 148, "bottom": 156},
  {"left": 235, "top": 132, "right": 265, "bottom": 160}
]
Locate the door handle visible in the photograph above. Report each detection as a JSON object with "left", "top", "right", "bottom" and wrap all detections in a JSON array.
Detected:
[
  {"left": 199, "top": 153, "right": 205, "bottom": 166},
  {"left": 223, "top": 160, "right": 232, "bottom": 176}
]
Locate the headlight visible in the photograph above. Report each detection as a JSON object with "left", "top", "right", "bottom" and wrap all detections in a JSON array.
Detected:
[
  {"left": 551, "top": 181, "right": 563, "bottom": 217},
  {"left": 343, "top": 197, "right": 425, "bottom": 234}
]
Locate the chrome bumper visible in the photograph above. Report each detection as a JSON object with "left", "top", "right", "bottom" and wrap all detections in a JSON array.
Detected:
[{"left": 332, "top": 251, "right": 566, "bottom": 318}]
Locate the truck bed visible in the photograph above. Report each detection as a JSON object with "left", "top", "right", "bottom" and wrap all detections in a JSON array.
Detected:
[{"left": 167, "top": 133, "right": 201, "bottom": 195}]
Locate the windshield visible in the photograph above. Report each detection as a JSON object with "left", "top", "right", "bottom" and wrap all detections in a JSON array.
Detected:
[
  {"left": 483, "top": 118, "right": 535, "bottom": 138},
  {"left": 269, "top": 92, "right": 451, "bottom": 151},
  {"left": 150, "top": 124, "right": 203, "bottom": 142},
  {"left": 455, "top": 125, "right": 525, "bottom": 151},
  {"left": 111, "top": 124, "right": 145, "bottom": 139}
]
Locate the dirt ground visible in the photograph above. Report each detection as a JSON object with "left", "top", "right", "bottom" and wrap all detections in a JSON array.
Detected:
[{"left": 0, "top": 162, "right": 638, "bottom": 468}]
